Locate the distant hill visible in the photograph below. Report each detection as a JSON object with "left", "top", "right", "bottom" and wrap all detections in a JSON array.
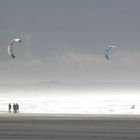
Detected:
[{"left": 0, "top": 81, "right": 140, "bottom": 93}]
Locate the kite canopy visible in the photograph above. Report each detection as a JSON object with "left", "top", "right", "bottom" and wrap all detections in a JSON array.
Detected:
[
  {"left": 8, "top": 38, "right": 22, "bottom": 58},
  {"left": 104, "top": 46, "right": 116, "bottom": 60}
]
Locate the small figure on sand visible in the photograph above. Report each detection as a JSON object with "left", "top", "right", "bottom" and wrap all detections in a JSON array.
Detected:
[
  {"left": 13, "top": 103, "right": 16, "bottom": 113},
  {"left": 16, "top": 103, "right": 19, "bottom": 114},
  {"left": 131, "top": 105, "right": 135, "bottom": 109},
  {"left": 13, "top": 103, "right": 19, "bottom": 114},
  {"left": 8, "top": 103, "right": 11, "bottom": 113}
]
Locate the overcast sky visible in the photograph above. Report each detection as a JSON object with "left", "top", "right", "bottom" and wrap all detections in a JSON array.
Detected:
[{"left": 0, "top": 0, "right": 140, "bottom": 83}]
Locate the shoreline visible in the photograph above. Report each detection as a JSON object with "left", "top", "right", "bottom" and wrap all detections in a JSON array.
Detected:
[{"left": 0, "top": 113, "right": 140, "bottom": 121}]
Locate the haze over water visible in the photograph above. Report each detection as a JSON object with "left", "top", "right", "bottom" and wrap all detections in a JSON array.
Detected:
[{"left": 0, "top": 82, "right": 139, "bottom": 114}]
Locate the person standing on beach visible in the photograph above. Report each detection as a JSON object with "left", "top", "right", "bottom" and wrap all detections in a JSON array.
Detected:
[
  {"left": 13, "top": 103, "right": 16, "bottom": 113},
  {"left": 18, "top": 103, "right": 19, "bottom": 114},
  {"left": 16, "top": 103, "right": 19, "bottom": 114},
  {"left": 8, "top": 103, "right": 11, "bottom": 113}
]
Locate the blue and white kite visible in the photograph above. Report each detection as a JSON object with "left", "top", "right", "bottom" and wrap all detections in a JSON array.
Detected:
[{"left": 104, "top": 46, "right": 116, "bottom": 60}]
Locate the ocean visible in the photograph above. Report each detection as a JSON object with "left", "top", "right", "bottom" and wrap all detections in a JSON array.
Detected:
[{"left": 0, "top": 94, "right": 140, "bottom": 114}]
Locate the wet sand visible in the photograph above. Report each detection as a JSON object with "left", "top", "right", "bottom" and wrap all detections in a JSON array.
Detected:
[{"left": 0, "top": 114, "right": 140, "bottom": 140}]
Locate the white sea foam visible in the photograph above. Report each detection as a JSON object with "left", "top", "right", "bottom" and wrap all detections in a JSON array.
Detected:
[{"left": 0, "top": 94, "right": 140, "bottom": 114}]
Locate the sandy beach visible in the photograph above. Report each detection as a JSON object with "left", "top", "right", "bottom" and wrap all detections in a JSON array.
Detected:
[{"left": 0, "top": 114, "right": 140, "bottom": 140}]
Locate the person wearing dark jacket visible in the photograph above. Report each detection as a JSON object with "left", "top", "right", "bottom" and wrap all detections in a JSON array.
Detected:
[{"left": 8, "top": 103, "right": 11, "bottom": 113}]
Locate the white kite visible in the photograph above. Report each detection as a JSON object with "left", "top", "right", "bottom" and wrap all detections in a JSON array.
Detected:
[{"left": 8, "top": 38, "right": 22, "bottom": 58}]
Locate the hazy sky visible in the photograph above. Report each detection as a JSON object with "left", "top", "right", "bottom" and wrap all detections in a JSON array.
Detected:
[{"left": 0, "top": 0, "right": 140, "bottom": 83}]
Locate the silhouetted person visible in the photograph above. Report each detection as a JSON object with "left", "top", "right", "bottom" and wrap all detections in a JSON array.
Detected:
[
  {"left": 8, "top": 103, "right": 11, "bottom": 113},
  {"left": 13, "top": 103, "right": 16, "bottom": 113},
  {"left": 16, "top": 103, "right": 19, "bottom": 114}
]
